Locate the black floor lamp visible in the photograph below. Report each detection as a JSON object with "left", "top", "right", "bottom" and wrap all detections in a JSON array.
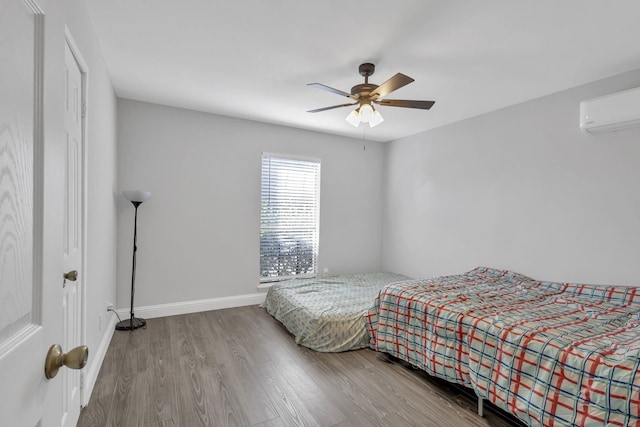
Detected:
[{"left": 116, "top": 190, "right": 152, "bottom": 331}]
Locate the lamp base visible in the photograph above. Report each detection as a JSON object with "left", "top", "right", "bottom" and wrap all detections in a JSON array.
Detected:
[{"left": 115, "top": 317, "right": 146, "bottom": 331}]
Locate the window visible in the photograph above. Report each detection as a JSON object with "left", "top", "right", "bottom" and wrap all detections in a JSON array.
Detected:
[{"left": 260, "top": 154, "right": 321, "bottom": 282}]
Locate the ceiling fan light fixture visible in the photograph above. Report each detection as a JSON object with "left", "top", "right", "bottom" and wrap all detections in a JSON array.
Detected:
[
  {"left": 346, "top": 109, "right": 361, "bottom": 127},
  {"left": 309, "top": 63, "right": 434, "bottom": 129},
  {"left": 369, "top": 110, "right": 384, "bottom": 127},
  {"left": 359, "top": 103, "right": 374, "bottom": 122}
]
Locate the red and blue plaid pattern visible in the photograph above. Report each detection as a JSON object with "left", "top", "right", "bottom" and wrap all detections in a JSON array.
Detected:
[{"left": 366, "top": 267, "right": 640, "bottom": 426}]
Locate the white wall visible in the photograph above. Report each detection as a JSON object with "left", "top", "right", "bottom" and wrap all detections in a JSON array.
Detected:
[
  {"left": 63, "top": 0, "right": 118, "bottom": 401},
  {"left": 383, "top": 68, "right": 640, "bottom": 285},
  {"left": 117, "top": 99, "right": 384, "bottom": 308}
]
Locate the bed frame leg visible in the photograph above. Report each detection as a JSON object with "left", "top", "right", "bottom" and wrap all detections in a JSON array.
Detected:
[{"left": 478, "top": 397, "right": 484, "bottom": 417}]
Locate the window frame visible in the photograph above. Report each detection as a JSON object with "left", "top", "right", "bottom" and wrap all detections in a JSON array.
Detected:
[{"left": 259, "top": 152, "right": 321, "bottom": 283}]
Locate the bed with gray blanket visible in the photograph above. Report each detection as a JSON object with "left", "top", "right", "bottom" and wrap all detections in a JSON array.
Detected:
[{"left": 262, "top": 272, "right": 409, "bottom": 352}]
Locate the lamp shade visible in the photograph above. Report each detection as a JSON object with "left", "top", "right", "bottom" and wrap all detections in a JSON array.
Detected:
[
  {"left": 358, "top": 103, "right": 374, "bottom": 122},
  {"left": 122, "top": 190, "right": 152, "bottom": 203},
  {"left": 345, "top": 109, "right": 361, "bottom": 127},
  {"left": 369, "top": 110, "right": 384, "bottom": 127}
]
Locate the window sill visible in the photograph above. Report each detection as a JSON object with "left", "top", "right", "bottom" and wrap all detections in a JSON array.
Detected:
[{"left": 257, "top": 274, "right": 318, "bottom": 291}]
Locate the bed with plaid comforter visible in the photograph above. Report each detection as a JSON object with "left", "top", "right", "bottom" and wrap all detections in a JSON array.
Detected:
[{"left": 366, "top": 267, "right": 640, "bottom": 426}]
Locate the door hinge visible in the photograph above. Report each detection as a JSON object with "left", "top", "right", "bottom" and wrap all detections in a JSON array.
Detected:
[{"left": 81, "top": 101, "right": 87, "bottom": 118}]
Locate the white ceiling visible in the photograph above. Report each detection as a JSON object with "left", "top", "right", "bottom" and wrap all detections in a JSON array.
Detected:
[{"left": 83, "top": 0, "right": 640, "bottom": 142}]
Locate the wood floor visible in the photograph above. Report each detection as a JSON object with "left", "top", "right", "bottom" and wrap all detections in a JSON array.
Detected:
[{"left": 77, "top": 305, "right": 524, "bottom": 427}]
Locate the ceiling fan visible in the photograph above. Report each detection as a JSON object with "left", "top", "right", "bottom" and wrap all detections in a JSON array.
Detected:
[{"left": 307, "top": 63, "right": 435, "bottom": 128}]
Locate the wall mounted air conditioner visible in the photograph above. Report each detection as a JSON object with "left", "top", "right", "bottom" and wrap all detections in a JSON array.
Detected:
[{"left": 580, "top": 86, "right": 640, "bottom": 134}]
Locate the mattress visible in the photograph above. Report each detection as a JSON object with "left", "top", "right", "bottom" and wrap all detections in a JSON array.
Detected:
[
  {"left": 366, "top": 267, "right": 640, "bottom": 426},
  {"left": 262, "top": 272, "right": 409, "bottom": 352}
]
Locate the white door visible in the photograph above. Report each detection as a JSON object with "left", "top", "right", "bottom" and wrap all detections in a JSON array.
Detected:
[
  {"left": 62, "top": 40, "right": 85, "bottom": 427},
  {"left": 0, "top": 0, "right": 70, "bottom": 426}
]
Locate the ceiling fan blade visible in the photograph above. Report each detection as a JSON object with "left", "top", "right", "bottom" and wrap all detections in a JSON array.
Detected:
[
  {"left": 369, "top": 73, "right": 414, "bottom": 99},
  {"left": 374, "top": 99, "right": 435, "bottom": 110},
  {"left": 307, "top": 83, "right": 355, "bottom": 99},
  {"left": 307, "top": 102, "right": 357, "bottom": 113}
]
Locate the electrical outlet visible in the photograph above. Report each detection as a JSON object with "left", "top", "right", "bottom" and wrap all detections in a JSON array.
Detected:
[{"left": 106, "top": 300, "right": 113, "bottom": 311}]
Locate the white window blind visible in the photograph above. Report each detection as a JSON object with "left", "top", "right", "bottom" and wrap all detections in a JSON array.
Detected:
[{"left": 260, "top": 154, "right": 320, "bottom": 281}]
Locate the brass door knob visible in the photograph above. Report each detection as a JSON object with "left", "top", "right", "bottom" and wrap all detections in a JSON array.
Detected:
[{"left": 44, "top": 344, "right": 88, "bottom": 379}]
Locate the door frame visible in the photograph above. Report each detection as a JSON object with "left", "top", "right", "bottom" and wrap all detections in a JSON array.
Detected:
[{"left": 63, "top": 27, "right": 89, "bottom": 407}]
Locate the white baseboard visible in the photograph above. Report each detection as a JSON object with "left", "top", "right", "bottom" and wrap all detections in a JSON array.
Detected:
[
  {"left": 115, "top": 292, "right": 266, "bottom": 320},
  {"left": 81, "top": 314, "right": 116, "bottom": 406}
]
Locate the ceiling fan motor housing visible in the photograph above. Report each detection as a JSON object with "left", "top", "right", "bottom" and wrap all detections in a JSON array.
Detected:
[{"left": 351, "top": 83, "right": 378, "bottom": 99}]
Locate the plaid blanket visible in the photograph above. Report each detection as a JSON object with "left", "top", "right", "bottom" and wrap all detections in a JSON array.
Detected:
[{"left": 366, "top": 267, "right": 640, "bottom": 426}]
